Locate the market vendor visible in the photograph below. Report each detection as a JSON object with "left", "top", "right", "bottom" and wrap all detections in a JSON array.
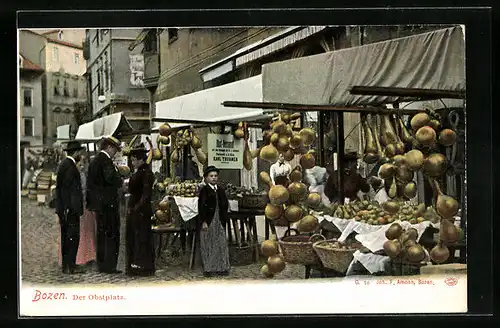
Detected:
[
  {"left": 270, "top": 153, "right": 291, "bottom": 187},
  {"left": 368, "top": 176, "right": 389, "bottom": 205},
  {"left": 324, "top": 151, "right": 370, "bottom": 203}
]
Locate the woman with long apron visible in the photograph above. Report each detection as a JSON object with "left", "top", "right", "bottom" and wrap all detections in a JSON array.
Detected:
[{"left": 197, "top": 166, "right": 231, "bottom": 277}]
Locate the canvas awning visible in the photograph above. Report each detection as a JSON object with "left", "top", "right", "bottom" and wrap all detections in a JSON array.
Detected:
[
  {"left": 56, "top": 124, "right": 71, "bottom": 140},
  {"left": 199, "top": 26, "right": 328, "bottom": 82},
  {"left": 262, "top": 26, "right": 465, "bottom": 107},
  {"left": 75, "top": 112, "right": 135, "bottom": 141},
  {"left": 154, "top": 74, "right": 269, "bottom": 125}
]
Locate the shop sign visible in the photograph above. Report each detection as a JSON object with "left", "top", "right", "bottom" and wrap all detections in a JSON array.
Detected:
[{"left": 207, "top": 133, "right": 243, "bottom": 169}]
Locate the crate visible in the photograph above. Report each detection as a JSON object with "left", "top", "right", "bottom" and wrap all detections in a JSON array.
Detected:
[{"left": 238, "top": 194, "right": 266, "bottom": 210}]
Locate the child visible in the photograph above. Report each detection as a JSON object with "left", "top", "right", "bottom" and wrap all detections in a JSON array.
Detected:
[{"left": 197, "top": 166, "right": 230, "bottom": 277}]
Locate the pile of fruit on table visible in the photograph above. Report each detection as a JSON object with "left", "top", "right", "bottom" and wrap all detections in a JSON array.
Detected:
[{"left": 323, "top": 200, "right": 440, "bottom": 225}]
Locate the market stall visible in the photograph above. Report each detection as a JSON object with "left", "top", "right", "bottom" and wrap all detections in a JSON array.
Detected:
[
  {"left": 150, "top": 75, "right": 274, "bottom": 268},
  {"left": 221, "top": 26, "right": 466, "bottom": 278}
]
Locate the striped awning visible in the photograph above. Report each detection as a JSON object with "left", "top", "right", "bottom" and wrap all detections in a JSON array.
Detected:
[{"left": 199, "top": 26, "right": 328, "bottom": 82}]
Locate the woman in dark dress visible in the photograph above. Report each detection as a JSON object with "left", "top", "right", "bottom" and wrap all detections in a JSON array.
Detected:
[
  {"left": 126, "top": 143, "right": 155, "bottom": 276},
  {"left": 197, "top": 166, "right": 231, "bottom": 277}
]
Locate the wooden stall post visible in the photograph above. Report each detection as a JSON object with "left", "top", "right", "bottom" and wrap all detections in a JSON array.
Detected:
[{"left": 336, "top": 112, "right": 345, "bottom": 204}]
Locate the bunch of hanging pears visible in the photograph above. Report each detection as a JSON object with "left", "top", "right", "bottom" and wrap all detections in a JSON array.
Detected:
[
  {"left": 258, "top": 165, "right": 324, "bottom": 279},
  {"left": 158, "top": 124, "right": 207, "bottom": 166},
  {"left": 257, "top": 112, "right": 317, "bottom": 169},
  {"left": 234, "top": 121, "right": 255, "bottom": 171}
]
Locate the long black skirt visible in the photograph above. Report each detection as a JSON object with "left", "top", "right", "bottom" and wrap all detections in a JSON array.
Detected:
[{"left": 126, "top": 209, "right": 155, "bottom": 275}]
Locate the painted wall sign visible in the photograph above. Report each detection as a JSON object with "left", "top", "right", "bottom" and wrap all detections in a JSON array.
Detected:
[
  {"left": 207, "top": 133, "right": 243, "bottom": 169},
  {"left": 129, "top": 54, "right": 145, "bottom": 87}
]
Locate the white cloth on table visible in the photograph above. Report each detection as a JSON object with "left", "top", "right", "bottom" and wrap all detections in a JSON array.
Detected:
[
  {"left": 173, "top": 196, "right": 199, "bottom": 222},
  {"left": 354, "top": 220, "right": 440, "bottom": 253},
  {"left": 170, "top": 196, "right": 237, "bottom": 222},
  {"left": 319, "top": 215, "right": 351, "bottom": 232},
  {"left": 348, "top": 250, "right": 391, "bottom": 274}
]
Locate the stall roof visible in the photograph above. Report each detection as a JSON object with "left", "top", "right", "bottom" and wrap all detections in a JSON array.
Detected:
[
  {"left": 262, "top": 26, "right": 465, "bottom": 107},
  {"left": 75, "top": 112, "right": 134, "bottom": 141},
  {"left": 154, "top": 74, "right": 269, "bottom": 124}
]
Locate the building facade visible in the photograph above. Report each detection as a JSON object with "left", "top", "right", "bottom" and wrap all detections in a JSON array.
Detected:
[
  {"left": 19, "top": 55, "right": 44, "bottom": 147},
  {"left": 84, "top": 29, "right": 150, "bottom": 131},
  {"left": 18, "top": 29, "right": 88, "bottom": 146}
]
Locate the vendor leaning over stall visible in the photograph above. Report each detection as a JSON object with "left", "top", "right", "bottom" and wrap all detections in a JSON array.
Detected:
[
  {"left": 125, "top": 143, "right": 156, "bottom": 277},
  {"left": 270, "top": 153, "right": 291, "bottom": 187},
  {"left": 324, "top": 150, "right": 370, "bottom": 204},
  {"left": 197, "top": 166, "right": 231, "bottom": 277}
]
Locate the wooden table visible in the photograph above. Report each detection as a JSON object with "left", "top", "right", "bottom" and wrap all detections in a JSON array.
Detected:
[{"left": 226, "top": 210, "right": 262, "bottom": 263}]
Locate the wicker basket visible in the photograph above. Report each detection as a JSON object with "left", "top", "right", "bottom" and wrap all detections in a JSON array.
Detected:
[
  {"left": 278, "top": 229, "right": 325, "bottom": 266},
  {"left": 312, "top": 239, "right": 359, "bottom": 273}
]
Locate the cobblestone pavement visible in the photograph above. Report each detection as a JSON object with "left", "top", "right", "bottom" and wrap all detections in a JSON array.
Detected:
[{"left": 21, "top": 198, "right": 305, "bottom": 286}]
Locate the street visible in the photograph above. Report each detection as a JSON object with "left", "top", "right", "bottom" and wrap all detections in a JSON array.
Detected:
[{"left": 20, "top": 198, "right": 305, "bottom": 286}]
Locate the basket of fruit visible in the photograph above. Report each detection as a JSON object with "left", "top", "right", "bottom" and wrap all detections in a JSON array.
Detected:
[
  {"left": 278, "top": 229, "right": 325, "bottom": 266},
  {"left": 312, "top": 239, "right": 361, "bottom": 273}
]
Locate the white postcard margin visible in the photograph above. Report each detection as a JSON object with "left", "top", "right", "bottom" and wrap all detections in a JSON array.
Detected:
[{"left": 20, "top": 274, "right": 467, "bottom": 316}]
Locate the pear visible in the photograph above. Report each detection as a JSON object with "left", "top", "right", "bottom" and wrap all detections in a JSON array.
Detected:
[
  {"left": 438, "top": 129, "right": 457, "bottom": 147},
  {"left": 416, "top": 126, "right": 437, "bottom": 146},
  {"left": 430, "top": 242, "right": 450, "bottom": 264},
  {"left": 410, "top": 112, "right": 430, "bottom": 131},
  {"left": 405, "top": 149, "right": 424, "bottom": 171},
  {"left": 423, "top": 153, "right": 447, "bottom": 177},
  {"left": 432, "top": 180, "right": 459, "bottom": 218}
]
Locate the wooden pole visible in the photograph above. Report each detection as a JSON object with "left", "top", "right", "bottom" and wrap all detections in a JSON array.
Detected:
[
  {"left": 336, "top": 112, "right": 345, "bottom": 204},
  {"left": 222, "top": 101, "right": 428, "bottom": 115},
  {"left": 349, "top": 86, "right": 466, "bottom": 99}
]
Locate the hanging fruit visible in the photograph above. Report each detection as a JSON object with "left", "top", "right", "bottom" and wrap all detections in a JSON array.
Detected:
[{"left": 159, "top": 123, "right": 172, "bottom": 137}]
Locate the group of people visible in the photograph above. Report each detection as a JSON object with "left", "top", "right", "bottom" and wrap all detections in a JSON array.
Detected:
[
  {"left": 55, "top": 137, "right": 156, "bottom": 276},
  {"left": 269, "top": 150, "right": 390, "bottom": 205},
  {"left": 55, "top": 136, "right": 233, "bottom": 278}
]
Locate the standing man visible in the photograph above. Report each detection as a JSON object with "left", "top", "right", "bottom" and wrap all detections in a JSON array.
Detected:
[
  {"left": 87, "top": 136, "right": 123, "bottom": 274},
  {"left": 56, "top": 141, "right": 85, "bottom": 274},
  {"left": 270, "top": 153, "right": 292, "bottom": 187},
  {"left": 324, "top": 151, "right": 370, "bottom": 204}
]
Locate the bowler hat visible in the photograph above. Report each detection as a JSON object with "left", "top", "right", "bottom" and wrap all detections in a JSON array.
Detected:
[
  {"left": 63, "top": 141, "right": 85, "bottom": 152},
  {"left": 101, "top": 135, "right": 122, "bottom": 150},
  {"left": 203, "top": 165, "right": 219, "bottom": 177}
]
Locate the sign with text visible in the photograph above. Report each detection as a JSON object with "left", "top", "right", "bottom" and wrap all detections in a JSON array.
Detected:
[{"left": 207, "top": 133, "right": 243, "bottom": 169}]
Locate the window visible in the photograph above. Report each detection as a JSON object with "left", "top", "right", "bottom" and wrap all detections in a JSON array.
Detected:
[
  {"left": 54, "top": 79, "right": 60, "bottom": 95},
  {"left": 23, "top": 88, "right": 33, "bottom": 107},
  {"left": 23, "top": 117, "right": 34, "bottom": 137},
  {"left": 58, "top": 31, "right": 63, "bottom": 40},
  {"left": 144, "top": 29, "right": 158, "bottom": 53},
  {"left": 168, "top": 28, "right": 178, "bottom": 44},
  {"left": 74, "top": 53, "right": 80, "bottom": 64},
  {"left": 73, "top": 85, "right": 78, "bottom": 98},
  {"left": 95, "top": 30, "right": 100, "bottom": 46},
  {"left": 63, "top": 80, "right": 70, "bottom": 97},
  {"left": 52, "top": 47, "right": 59, "bottom": 61},
  {"left": 104, "top": 52, "right": 109, "bottom": 91}
]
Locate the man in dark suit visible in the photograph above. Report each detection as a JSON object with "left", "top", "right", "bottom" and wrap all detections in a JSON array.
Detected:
[
  {"left": 56, "top": 141, "right": 85, "bottom": 274},
  {"left": 87, "top": 136, "right": 123, "bottom": 274}
]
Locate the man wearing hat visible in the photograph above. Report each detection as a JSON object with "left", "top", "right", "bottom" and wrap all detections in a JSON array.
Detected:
[
  {"left": 324, "top": 150, "right": 370, "bottom": 203},
  {"left": 56, "top": 140, "right": 85, "bottom": 274},
  {"left": 87, "top": 136, "right": 124, "bottom": 274}
]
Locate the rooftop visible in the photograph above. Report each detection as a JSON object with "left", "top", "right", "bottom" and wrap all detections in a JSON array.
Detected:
[
  {"left": 19, "top": 54, "right": 44, "bottom": 71},
  {"left": 22, "top": 29, "right": 83, "bottom": 50}
]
